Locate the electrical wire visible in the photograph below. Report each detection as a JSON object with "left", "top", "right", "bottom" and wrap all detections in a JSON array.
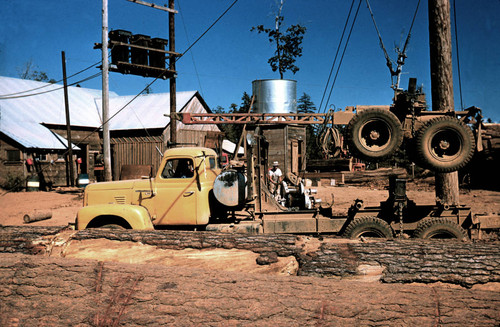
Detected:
[
  {"left": 1, "top": 0, "right": 240, "bottom": 194},
  {"left": 0, "top": 72, "right": 103, "bottom": 99},
  {"left": 323, "top": 0, "right": 362, "bottom": 112},
  {"left": 177, "top": 0, "right": 239, "bottom": 59},
  {"left": 0, "top": 59, "right": 102, "bottom": 98},
  {"left": 319, "top": 0, "right": 356, "bottom": 113},
  {"left": 177, "top": 0, "right": 204, "bottom": 98},
  {"left": 453, "top": 0, "right": 464, "bottom": 109}
]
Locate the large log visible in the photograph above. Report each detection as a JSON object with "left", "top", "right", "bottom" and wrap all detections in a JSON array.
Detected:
[
  {"left": 344, "top": 167, "right": 407, "bottom": 183},
  {"left": 23, "top": 211, "right": 52, "bottom": 224},
  {"left": 0, "top": 253, "right": 498, "bottom": 326},
  {"left": 0, "top": 226, "right": 498, "bottom": 288},
  {"left": 307, "top": 158, "right": 353, "bottom": 172}
]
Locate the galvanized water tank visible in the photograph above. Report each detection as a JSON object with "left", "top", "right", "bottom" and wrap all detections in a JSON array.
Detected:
[
  {"left": 252, "top": 79, "right": 297, "bottom": 113},
  {"left": 213, "top": 170, "right": 247, "bottom": 208}
]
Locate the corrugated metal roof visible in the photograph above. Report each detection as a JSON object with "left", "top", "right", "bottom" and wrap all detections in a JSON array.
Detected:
[
  {"left": 0, "top": 76, "right": 218, "bottom": 149},
  {"left": 0, "top": 76, "right": 111, "bottom": 127},
  {"left": 100, "top": 91, "right": 197, "bottom": 130},
  {"left": 0, "top": 76, "right": 108, "bottom": 149}
]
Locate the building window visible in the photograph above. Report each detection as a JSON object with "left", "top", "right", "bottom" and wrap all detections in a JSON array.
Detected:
[
  {"left": 35, "top": 153, "right": 48, "bottom": 162},
  {"left": 6, "top": 150, "right": 21, "bottom": 162}
]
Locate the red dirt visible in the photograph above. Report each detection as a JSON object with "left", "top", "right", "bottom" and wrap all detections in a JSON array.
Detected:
[{"left": 0, "top": 183, "right": 498, "bottom": 227}]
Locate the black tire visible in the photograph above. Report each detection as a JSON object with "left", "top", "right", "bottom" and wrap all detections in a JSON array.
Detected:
[
  {"left": 99, "top": 224, "right": 126, "bottom": 230},
  {"left": 343, "top": 217, "right": 394, "bottom": 239},
  {"left": 414, "top": 116, "right": 475, "bottom": 172},
  {"left": 413, "top": 218, "right": 468, "bottom": 240},
  {"left": 347, "top": 109, "right": 403, "bottom": 161}
]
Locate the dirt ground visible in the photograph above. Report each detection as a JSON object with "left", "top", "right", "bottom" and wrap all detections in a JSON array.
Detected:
[
  {"left": 1, "top": 183, "right": 498, "bottom": 326},
  {"left": 0, "top": 181, "right": 498, "bottom": 227}
]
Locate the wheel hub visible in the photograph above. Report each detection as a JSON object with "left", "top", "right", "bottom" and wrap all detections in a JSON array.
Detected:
[
  {"left": 438, "top": 139, "right": 450, "bottom": 150},
  {"left": 369, "top": 130, "right": 380, "bottom": 141}
]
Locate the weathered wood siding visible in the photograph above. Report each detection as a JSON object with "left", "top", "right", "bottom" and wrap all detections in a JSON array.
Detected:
[
  {"left": 261, "top": 125, "right": 306, "bottom": 176},
  {"left": 111, "top": 136, "right": 165, "bottom": 180}
]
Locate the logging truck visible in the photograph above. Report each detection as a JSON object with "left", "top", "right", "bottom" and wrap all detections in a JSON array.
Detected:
[
  {"left": 75, "top": 146, "right": 497, "bottom": 239},
  {"left": 75, "top": 78, "right": 499, "bottom": 238}
]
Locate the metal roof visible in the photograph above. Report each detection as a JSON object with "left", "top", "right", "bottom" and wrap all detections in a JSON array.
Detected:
[
  {"left": 0, "top": 76, "right": 108, "bottom": 149},
  {"left": 98, "top": 91, "right": 218, "bottom": 131},
  {"left": 0, "top": 76, "right": 218, "bottom": 150}
]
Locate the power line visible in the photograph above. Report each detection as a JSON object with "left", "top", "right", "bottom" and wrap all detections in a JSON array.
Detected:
[
  {"left": 319, "top": 0, "right": 356, "bottom": 113},
  {"left": 0, "top": 59, "right": 102, "bottom": 98},
  {"left": 1, "top": 0, "right": 241, "bottom": 194},
  {"left": 0, "top": 72, "right": 102, "bottom": 99},
  {"left": 178, "top": 0, "right": 239, "bottom": 59},
  {"left": 323, "top": 0, "right": 362, "bottom": 112},
  {"left": 177, "top": 0, "right": 204, "bottom": 97},
  {"left": 453, "top": 0, "right": 464, "bottom": 109}
]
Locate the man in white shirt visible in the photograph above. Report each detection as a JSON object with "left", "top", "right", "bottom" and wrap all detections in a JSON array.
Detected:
[{"left": 268, "top": 161, "right": 283, "bottom": 199}]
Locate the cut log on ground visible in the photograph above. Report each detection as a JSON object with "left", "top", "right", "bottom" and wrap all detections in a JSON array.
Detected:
[
  {"left": 0, "top": 226, "right": 498, "bottom": 288},
  {"left": 23, "top": 211, "right": 52, "bottom": 224},
  {"left": 0, "top": 253, "right": 498, "bottom": 326}
]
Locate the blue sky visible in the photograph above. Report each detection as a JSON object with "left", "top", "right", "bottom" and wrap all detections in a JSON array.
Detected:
[{"left": 1, "top": 0, "right": 499, "bottom": 122}]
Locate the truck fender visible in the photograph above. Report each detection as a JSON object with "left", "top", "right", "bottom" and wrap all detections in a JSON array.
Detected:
[{"left": 76, "top": 204, "right": 155, "bottom": 230}]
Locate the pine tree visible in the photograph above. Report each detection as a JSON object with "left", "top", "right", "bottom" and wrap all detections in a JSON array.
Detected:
[{"left": 297, "top": 93, "right": 322, "bottom": 159}]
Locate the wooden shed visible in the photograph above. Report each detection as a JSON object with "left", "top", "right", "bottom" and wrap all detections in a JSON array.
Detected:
[{"left": 252, "top": 125, "right": 307, "bottom": 177}]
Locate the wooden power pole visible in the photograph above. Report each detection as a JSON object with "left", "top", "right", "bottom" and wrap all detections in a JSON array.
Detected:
[
  {"left": 428, "top": 0, "right": 459, "bottom": 205},
  {"left": 102, "top": 0, "right": 112, "bottom": 181},
  {"left": 61, "top": 51, "right": 75, "bottom": 187},
  {"left": 169, "top": 0, "right": 177, "bottom": 146}
]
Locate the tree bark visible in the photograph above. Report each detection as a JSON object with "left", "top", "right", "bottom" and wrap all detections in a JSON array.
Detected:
[
  {"left": 0, "top": 227, "right": 498, "bottom": 288},
  {"left": 23, "top": 212, "right": 52, "bottom": 224},
  {"left": 0, "top": 253, "right": 498, "bottom": 326},
  {"left": 428, "top": 0, "right": 460, "bottom": 205}
]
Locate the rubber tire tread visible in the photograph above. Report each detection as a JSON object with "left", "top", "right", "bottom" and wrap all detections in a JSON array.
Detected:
[
  {"left": 413, "top": 218, "right": 468, "bottom": 240},
  {"left": 347, "top": 109, "right": 403, "bottom": 161},
  {"left": 99, "top": 224, "right": 127, "bottom": 230},
  {"left": 343, "top": 216, "right": 394, "bottom": 239},
  {"left": 414, "top": 116, "right": 475, "bottom": 172}
]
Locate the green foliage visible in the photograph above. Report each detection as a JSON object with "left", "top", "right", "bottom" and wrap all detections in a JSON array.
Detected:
[
  {"left": 17, "top": 60, "right": 56, "bottom": 83},
  {"left": 251, "top": 7, "right": 306, "bottom": 79},
  {"left": 1, "top": 173, "right": 25, "bottom": 192},
  {"left": 215, "top": 92, "right": 252, "bottom": 144},
  {"left": 297, "top": 93, "right": 322, "bottom": 160}
]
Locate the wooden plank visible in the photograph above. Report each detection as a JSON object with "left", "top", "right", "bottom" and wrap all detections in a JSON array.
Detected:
[{"left": 126, "top": 0, "right": 178, "bottom": 13}]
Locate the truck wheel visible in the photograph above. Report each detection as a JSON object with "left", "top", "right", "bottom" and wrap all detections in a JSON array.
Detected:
[
  {"left": 347, "top": 108, "right": 403, "bottom": 161},
  {"left": 99, "top": 224, "right": 126, "bottom": 230},
  {"left": 413, "top": 218, "right": 468, "bottom": 240},
  {"left": 414, "top": 116, "right": 475, "bottom": 172},
  {"left": 343, "top": 217, "right": 394, "bottom": 239}
]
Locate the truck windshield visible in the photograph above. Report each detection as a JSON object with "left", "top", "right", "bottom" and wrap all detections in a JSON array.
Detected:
[{"left": 161, "top": 158, "right": 194, "bottom": 179}]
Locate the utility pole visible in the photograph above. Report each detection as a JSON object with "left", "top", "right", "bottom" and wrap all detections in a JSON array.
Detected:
[
  {"left": 169, "top": 0, "right": 177, "bottom": 146},
  {"left": 102, "top": 0, "right": 112, "bottom": 181},
  {"left": 428, "top": 0, "right": 459, "bottom": 205},
  {"left": 61, "top": 51, "right": 75, "bottom": 187}
]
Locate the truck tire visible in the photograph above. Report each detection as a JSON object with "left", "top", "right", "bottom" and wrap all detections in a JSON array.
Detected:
[
  {"left": 413, "top": 218, "right": 468, "bottom": 240},
  {"left": 347, "top": 108, "right": 403, "bottom": 161},
  {"left": 343, "top": 217, "right": 394, "bottom": 239},
  {"left": 414, "top": 116, "right": 475, "bottom": 172},
  {"left": 99, "top": 224, "right": 126, "bottom": 229}
]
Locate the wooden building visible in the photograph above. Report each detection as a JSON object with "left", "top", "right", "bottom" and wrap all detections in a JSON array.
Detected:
[
  {"left": 0, "top": 76, "right": 220, "bottom": 188},
  {"left": 250, "top": 125, "right": 307, "bottom": 177}
]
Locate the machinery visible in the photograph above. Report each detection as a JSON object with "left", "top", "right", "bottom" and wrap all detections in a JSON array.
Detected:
[
  {"left": 76, "top": 79, "right": 496, "bottom": 239},
  {"left": 75, "top": 145, "right": 498, "bottom": 239}
]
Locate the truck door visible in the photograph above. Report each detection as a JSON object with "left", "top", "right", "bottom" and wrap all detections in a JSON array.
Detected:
[{"left": 154, "top": 157, "right": 198, "bottom": 225}]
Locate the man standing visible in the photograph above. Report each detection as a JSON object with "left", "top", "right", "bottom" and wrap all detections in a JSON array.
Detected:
[{"left": 268, "top": 161, "right": 283, "bottom": 199}]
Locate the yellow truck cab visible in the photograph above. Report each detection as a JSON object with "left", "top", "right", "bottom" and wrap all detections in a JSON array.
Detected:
[{"left": 76, "top": 147, "right": 221, "bottom": 230}]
